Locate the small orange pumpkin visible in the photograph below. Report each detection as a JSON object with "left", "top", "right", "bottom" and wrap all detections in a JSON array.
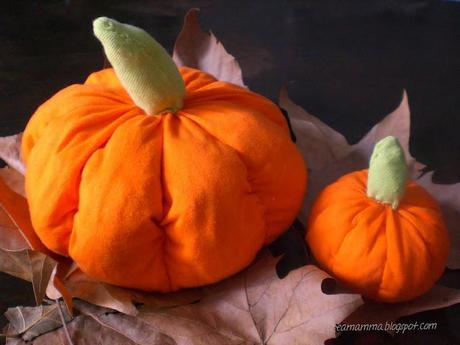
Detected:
[
  {"left": 306, "top": 136, "right": 449, "bottom": 302},
  {"left": 21, "top": 18, "right": 307, "bottom": 292}
]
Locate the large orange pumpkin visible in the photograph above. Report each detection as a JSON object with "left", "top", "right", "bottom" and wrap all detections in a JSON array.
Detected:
[
  {"left": 306, "top": 136, "right": 449, "bottom": 302},
  {"left": 21, "top": 18, "right": 307, "bottom": 292}
]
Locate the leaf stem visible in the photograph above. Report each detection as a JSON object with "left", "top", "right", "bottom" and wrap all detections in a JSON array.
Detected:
[{"left": 56, "top": 299, "right": 74, "bottom": 345}]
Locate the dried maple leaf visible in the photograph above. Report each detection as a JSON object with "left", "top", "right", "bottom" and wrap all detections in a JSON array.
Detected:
[
  {"left": 0, "top": 133, "right": 25, "bottom": 175},
  {"left": 340, "top": 285, "right": 460, "bottom": 328},
  {"left": 416, "top": 172, "right": 460, "bottom": 269},
  {"left": 5, "top": 302, "right": 176, "bottom": 345},
  {"left": 46, "top": 266, "right": 203, "bottom": 316},
  {"left": 0, "top": 174, "right": 50, "bottom": 255},
  {"left": 280, "top": 88, "right": 422, "bottom": 222},
  {"left": 173, "top": 8, "right": 246, "bottom": 88},
  {"left": 281, "top": 87, "right": 460, "bottom": 270},
  {"left": 73, "top": 252, "right": 363, "bottom": 345},
  {"left": 0, "top": 167, "right": 25, "bottom": 197},
  {"left": 0, "top": 248, "right": 56, "bottom": 306},
  {"left": 0, "top": 174, "right": 57, "bottom": 305},
  {"left": 3, "top": 301, "right": 72, "bottom": 342},
  {"left": 28, "top": 252, "right": 57, "bottom": 306},
  {"left": 0, "top": 202, "right": 29, "bottom": 252},
  {"left": 6, "top": 252, "right": 363, "bottom": 345},
  {"left": 74, "top": 301, "right": 176, "bottom": 345}
]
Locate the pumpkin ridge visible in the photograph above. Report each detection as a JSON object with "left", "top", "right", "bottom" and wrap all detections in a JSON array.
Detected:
[
  {"left": 396, "top": 208, "right": 437, "bottom": 267},
  {"left": 69, "top": 114, "right": 167, "bottom": 290},
  {"left": 174, "top": 112, "right": 269, "bottom": 240},
  {"left": 399, "top": 184, "right": 442, "bottom": 215},
  {"left": 26, "top": 108, "right": 144, "bottom": 256},
  {"left": 331, "top": 203, "right": 386, "bottom": 291},
  {"left": 76, "top": 84, "right": 133, "bottom": 106},
  {"left": 376, "top": 207, "right": 436, "bottom": 301},
  {"left": 157, "top": 114, "right": 268, "bottom": 290},
  {"left": 158, "top": 118, "right": 173, "bottom": 292},
  {"left": 157, "top": 118, "right": 172, "bottom": 226},
  {"left": 184, "top": 93, "right": 288, "bottom": 131},
  {"left": 364, "top": 207, "right": 389, "bottom": 298},
  {"left": 68, "top": 131, "right": 122, "bottom": 255},
  {"left": 24, "top": 86, "right": 140, "bottom": 158},
  {"left": 375, "top": 207, "right": 392, "bottom": 300},
  {"left": 398, "top": 197, "right": 442, "bottom": 229}
]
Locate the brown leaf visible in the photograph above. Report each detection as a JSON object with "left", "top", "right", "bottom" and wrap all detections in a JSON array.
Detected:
[
  {"left": 0, "top": 167, "right": 25, "bottom": 197},
  {"left": 31, "top": 252, "right": 363, "bottom": 344},
  {"left": 341, "top": 284, "right": 460, "bottom": 327},
  {"left": 417, "top": 172, "right": 460, "bottom": 269},
  {"left": 0, "top": 176, "right": 52, "bottom": 255},
  {"left": 353, "top": 91, "right": 413, "bottom": 168},
  {"left": 28, "top": 251, "right": 57, "bottom": 305},
  {"left": 0, "top": 248, "right": 56, "bottom": 305},
  {"left": 283, "top": 86, "right": 459, "bottom": 270},
  {"left": 0, "top": 197, "right": 41, "bottom": 285},
  {"left": 0, "top": 135, "right": 48, "bottom": 253},
  {"left": 13, "top": 316, "right": 131, "bottom": 345},
  {"left": 0, "top": 133, "right": 25, "bottom": 175},
  {"left": 6, "top": 310, "right": 175, "bottom": 345},
  {"left": 74, "top": 300, "right": 176, "bottom": 345},
  {"left": 46, "top": 265, "right": 203, "bottom": 316},
  {"left": 279, "top": 85, "right": 351, "bottom": 171},
  {"left": 0, "top": 173, "right": 58, "bottom": 305},
  {"left": 0, "top": 249, "right": 32, "bottom": 282},
  {"left": 4, "top": 301, "right": 72, "bottom": 342},
  {"left": 0, "top": 205, "right": 29, "bottom": 251},
  {"left": 173, "top": 9, "right": 246, "bottom": 87},
  {"left": 281, "top": 88, "right": 421, "bottom": 222},
  {"left": 78, "top": 251, "right": 362, "bottom": 345}
]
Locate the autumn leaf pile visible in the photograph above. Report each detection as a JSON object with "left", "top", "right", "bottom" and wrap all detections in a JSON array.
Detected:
[{"left": 1, "top": 9, "right": 460, "bottom": 345}]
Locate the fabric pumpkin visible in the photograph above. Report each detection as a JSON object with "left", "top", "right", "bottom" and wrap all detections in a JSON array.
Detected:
[
  {"left": 306, "top": 136, "right": 449, "bottom": 302},
  {"left": 21, "top": 17, "right": 307, "bottom": 292}
]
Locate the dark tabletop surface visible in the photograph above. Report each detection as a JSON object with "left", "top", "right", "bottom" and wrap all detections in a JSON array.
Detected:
[{"left": 1, "top": 1, "right": 460, "bottom": 344}]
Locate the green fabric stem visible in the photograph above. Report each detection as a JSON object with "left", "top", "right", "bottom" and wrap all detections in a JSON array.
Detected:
[
  {"left": 93, "top": 17, "right": 185, "bottom": 115},
  {"left": 367, "top": 136, "right": 408, "bottom": 209}
]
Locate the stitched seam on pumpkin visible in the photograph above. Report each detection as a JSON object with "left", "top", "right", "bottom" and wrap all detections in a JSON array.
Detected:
[
  {"left": 70, "top": 114, "right": 148, "bottom": 286},
  {"left": 161, "top": 234, "right": 173, "bottom": 291},
  {"left": 330, "top": 204, "right": 366, "bottom": 266},
  {"left": 376, "top": 208, "right": 391, "bottom": 299},
  {"left": 180, "top": 112, "right": 269, "bottom": 233},
  {"left": 68, "top": 128, "right": 121, "bottom": 255},
  {"left": 158, "top": 120, "right": 173, "bottom": 292},
  {"left": 330, "top": 203, "right": 384, "bottom": 297},
  {"left": 397, "top": 210, "right": 436, "bottom": 270},
  {"left": 178, "top": 112, "right": 272, "bottom": 242}
]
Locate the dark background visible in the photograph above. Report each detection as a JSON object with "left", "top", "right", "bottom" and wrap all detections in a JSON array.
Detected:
[{"left": 1, "top": 0, "right": 460, "bottom": 344}]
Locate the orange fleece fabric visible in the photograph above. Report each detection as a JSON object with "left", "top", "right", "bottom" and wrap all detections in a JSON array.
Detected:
[
  {"left": 22, "top": 67, "right": 307, "bottom": 292},
  {"left": 307, "top": 170, "right": 449, "bottom": 302}
]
